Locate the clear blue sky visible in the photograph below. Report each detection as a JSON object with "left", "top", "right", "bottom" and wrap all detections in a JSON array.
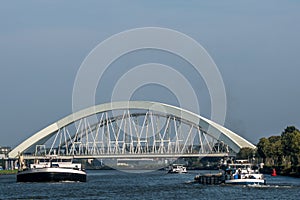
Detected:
[{"left": 0, "top": 0, "right": 300, "bottom": 147}]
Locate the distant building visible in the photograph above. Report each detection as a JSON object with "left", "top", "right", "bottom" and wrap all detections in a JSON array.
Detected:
[
  {"left": 0, "top": 146, "right": 12, "bottom": 170},
  {"left": 0, "top": 146, "right": 11, "bottom": 157}
]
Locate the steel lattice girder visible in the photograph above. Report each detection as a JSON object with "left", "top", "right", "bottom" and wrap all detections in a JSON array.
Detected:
[{"left": 9, "top": 101, "right": 255, "bottom": 158}]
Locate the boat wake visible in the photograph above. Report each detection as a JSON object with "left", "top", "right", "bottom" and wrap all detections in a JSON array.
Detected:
[{"left": 245, "top": 184, "right": 293, "bottom": 189}]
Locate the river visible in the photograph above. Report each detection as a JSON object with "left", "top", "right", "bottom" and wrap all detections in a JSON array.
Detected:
[{"left": 0, "top": 170, "right": 299, "bottom": 199}]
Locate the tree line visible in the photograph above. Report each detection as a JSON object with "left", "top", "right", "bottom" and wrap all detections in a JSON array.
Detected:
[{"left": 237, "top": 126, "right": 300, "bottom": 175}]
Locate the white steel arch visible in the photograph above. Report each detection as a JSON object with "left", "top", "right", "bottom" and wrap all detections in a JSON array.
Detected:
[{"left": 8, "top": 101, "right": 255, "bottom": 158}]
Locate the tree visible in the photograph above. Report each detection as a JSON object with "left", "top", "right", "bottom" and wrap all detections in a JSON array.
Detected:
[
  {"left": 268, "top": 136, "right": 283, "bottom": 165},
  {"left": 236, "top": 147, "right": 255, "bottom": 160},
  {"left": 257, "top": 137, "right": 270, "bottom": 163},
  {"left": 281, "top": 126, "right": 300, "bottom": 168}
]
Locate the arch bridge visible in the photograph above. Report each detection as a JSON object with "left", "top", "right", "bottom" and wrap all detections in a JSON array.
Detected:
[{"left": 8, "top": 101, "right": 255, "bottom": 159}]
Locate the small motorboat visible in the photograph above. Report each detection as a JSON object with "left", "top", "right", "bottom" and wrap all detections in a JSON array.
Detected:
[
  {"left": 17, "top": 156, "right": 86, "bottom": 182},
  {"left": 222, "top": 159, "right": 266, "bottom": 185},
  {"left": 167, "top": 164, "right": 187, "bottom": 174}
]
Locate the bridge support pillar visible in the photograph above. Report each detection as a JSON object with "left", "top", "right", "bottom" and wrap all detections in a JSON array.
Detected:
[{"left": 4, "top": 158, "right": 16, "bottom": 170}]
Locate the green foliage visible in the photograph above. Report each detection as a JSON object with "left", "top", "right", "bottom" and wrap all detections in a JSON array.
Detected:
[
  {"left": 257, "top": 126, "right": 300, "bottom": 169},
  {"left": 268, "top": 136, "right": 283, "bottom": 165},
  {"left": 281, "top": 126, "right": 300, "bottom": 167},
  {"left": 257, "top": 137, "right": 269, "bottom": 160},
  {"left": 236, "top": 147, "right": 255, "bottom": 159},
  {"left": 0, "top": 169, "right": 18, "bottom": 175}
]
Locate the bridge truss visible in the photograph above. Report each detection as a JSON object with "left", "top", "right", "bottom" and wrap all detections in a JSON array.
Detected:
[
  {"left": 9, "top": 101, "right": 255, "bottom": 160},
  {"left": 33, "top": 110, "right": 230, "bottom": 158}
]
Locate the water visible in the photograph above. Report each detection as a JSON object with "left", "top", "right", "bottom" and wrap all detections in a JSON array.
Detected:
[{"left": 1, "top": 170, "right": 300, "bottom": 200}]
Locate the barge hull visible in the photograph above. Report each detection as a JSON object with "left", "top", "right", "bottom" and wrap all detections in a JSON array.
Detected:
[{"left": 17, "top": 171, "right": 86, "bottom": 182}]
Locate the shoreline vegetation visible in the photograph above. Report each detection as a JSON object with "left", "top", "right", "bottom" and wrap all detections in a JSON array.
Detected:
[
  {"left": 0, "top": 169, "right": 17, "bottom": 175},
  {"left": 237, "top": 126, "right": 300, "bottom": 178}
]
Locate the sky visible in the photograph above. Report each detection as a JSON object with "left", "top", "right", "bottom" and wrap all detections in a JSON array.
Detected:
[{"left": 0, "top": 0, "right": 300, "bottom": 147}]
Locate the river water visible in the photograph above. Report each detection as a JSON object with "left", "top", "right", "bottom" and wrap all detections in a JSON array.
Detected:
[{"left": 0, "top": 170, "right": 299, "bottom": 200}]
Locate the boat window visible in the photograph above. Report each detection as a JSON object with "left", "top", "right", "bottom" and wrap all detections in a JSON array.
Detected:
[
  {"left": 62, "top": 159, "right": 72, "bottom": 162},
  {"left": 51, "top": 163, "right": 59, "bottom": 168}
]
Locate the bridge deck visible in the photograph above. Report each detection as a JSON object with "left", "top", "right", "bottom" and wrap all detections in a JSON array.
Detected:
[{"left": 23, "top": 153, "right": 230, "bottom": 160}]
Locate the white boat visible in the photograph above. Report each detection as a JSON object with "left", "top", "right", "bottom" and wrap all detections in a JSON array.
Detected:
[
  {"left": 222, "top": 159, "right": 266, "bottom": 185},
  {"left": 167, "top": 164, "right": 187, "bottom": 174},
  {"left": 17, "top": 156, "right": 86, "bottom": 182}
]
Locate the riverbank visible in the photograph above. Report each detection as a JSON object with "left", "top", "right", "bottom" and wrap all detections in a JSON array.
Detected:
[
  {"left": 0, "top": 170, "right": 18, "bottom": 175},
  {"left": 260, "top": 166, "right": 300, "bottom": 178}
]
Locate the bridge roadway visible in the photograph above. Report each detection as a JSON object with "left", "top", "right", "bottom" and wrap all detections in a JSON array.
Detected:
[{"left": 22, "top": 153, "right": 230, "bottom": 160}]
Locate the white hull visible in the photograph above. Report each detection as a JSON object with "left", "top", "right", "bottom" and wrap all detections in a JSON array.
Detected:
[
  {"left": 19, "top": 167, "right": 86, "bottom": 175},
  {"left": 168, "top": 170, "right": 187, "bottom": 174},
  {"left": 225, "top": 179, "right": 266, "bottom": 185}
]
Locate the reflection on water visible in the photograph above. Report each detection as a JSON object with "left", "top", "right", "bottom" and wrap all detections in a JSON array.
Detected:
[{"left": 0, "top": 170, "right": 299, "bottom": 199}]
